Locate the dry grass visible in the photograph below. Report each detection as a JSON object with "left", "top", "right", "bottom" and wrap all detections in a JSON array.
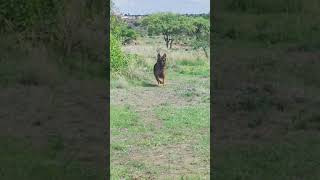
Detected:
[{"left": 123, "top": 36, "right": 209, "bottom": 70}]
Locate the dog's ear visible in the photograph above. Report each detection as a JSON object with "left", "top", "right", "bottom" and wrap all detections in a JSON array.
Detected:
[
  {"left": 162, "top": 53, "right": 166, "bottom": 59},
  {"left": 157, "top": 53, "right": 161, "bottom": 59}
]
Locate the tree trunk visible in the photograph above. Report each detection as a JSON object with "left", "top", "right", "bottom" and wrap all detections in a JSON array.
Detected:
[
  {"left": 169, "top": 39, "right": 174, "bottom": 49},
  {"left": 163, "top": 34, "right": 170, "bottom": 48},
  {"left": 202, "top": 47, "right": 208, "bottom": 58}
]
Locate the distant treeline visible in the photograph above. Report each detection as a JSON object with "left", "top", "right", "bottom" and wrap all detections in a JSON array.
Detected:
[
  {"left": 216, "top": 0, "right": 320, "bottom": 14},
  {"left": 122, "top": 13, "right": 209, "bottom": 17}
]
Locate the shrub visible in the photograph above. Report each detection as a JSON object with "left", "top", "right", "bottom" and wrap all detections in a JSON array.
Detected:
[
  {"left": 0, "top": 0, "right": 63, "bottom": 32},
  {"left": 121, "top": 27, "right": 138, "bottom": 44},
  {"left": 110, "top": 33, "right": 127, "bottom": 73}
]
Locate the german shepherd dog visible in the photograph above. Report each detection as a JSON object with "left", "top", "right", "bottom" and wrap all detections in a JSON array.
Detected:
[{"left": 154, "top": 53, "right": 166, "bottom": 85}]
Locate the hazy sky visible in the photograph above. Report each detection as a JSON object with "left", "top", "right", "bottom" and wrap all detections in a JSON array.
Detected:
[{"left": 113, "top": 0, "right": 210, "bottom": 15}]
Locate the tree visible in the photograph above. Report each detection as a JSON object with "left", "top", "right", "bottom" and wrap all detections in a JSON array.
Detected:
[
  {"left": 190, "top": 17, "right": 210, "bottom": 58},
  {"left": 141, "top": 13, "right": 192, "bottom": 49}
]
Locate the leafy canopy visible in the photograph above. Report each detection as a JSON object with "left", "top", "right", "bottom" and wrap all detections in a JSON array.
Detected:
[{"left": 141, "top": 13, "right": 193, "bottom": 36}]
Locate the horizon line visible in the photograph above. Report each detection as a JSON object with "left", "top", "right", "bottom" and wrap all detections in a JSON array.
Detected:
[{"left": 115, "top": 12, "right": 210, "bottom": 16}]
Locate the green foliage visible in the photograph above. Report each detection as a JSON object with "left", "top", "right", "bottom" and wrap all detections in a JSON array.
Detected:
[
  {"left": 0, "top": 0, "right": 63, "bottom": 32},
  {"left": 190, "top": 17, "right": 210, "bottom": 57},
  {"left": 110, "top": 9, "right": 139, "bottom": 73},
  {"left": 111, "top": 15, "right": 138, "bottom": 44},
  {"left": 141, "top": 13, "right": 193, "bottom": 35},
  {"left": 141, "top": 13, "right": 194, "bottom": 48},
  {"left": 0, "top": 0, "right": 107, "bottom": 82},
  {"left": 110, "top": 32, "right": 127, "bottom": 73},
  {"left": 121, "top": 27, "right": 138, "bottom": 44},
  {"left": 110, "top": 4, "right": 128, "bottom": 73},
  {"left": 141, "top": 13, "right": 209, "bottom": 50}
]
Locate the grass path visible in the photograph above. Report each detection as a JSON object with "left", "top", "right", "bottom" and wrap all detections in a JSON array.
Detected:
[{"left": 111, "top": 68, "right": 210, "bottom": 179}]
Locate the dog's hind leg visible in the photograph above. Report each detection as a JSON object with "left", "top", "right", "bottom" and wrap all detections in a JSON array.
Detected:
[{"left": 155, "top": 75, "right": 160, "bottom": 85}]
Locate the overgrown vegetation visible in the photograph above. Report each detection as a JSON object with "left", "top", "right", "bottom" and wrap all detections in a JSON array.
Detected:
[
  {"left": 110, "top": 26, "right": 127, "bottom": 73},
  {"left": 110, "top": 8, "right": 140, "bottom": 75},
  {"left": 0, "top": 0, "right": 106, "bottom": 87},
  {"left": 213, "top": 0, "right": 320, "bottom": 179}
]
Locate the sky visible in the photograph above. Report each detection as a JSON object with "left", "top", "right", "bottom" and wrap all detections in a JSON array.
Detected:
[{"left": 113, "top": 0, "right": 210, "bottom": 15}]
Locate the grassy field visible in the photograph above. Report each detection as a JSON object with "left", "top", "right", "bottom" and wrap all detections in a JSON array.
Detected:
[
  {"left": 0, "top": 1, "right": 106, "bottom": 179},
  {"left": 213, "top": 6, "right": 320, "bottom": 179},
  {"left": 0, "top": 36, "right": 106, "bottom": 179},
  {"left": 110, "top": 36, "right": 210, "bottom": 179},
  {"left": 0, "top": 136, "right": 104, "bottom": 180}
]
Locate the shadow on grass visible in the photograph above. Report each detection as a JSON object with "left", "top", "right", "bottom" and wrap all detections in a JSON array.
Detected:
[{"left": 141, "top": 81, "right": 158, "bottom": 87}]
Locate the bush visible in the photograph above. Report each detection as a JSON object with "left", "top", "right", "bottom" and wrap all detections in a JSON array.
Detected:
[
  {"left": 121, "top": 27, "right": 138, "bottom": 44},
  {"left": 0, "top": 0, "right": 106, "bottom": 84},
  {"left": 110, "top": 13, "right": 139, "bottom": 74},
  {"left": 110, "top": 33, "right": 128, "bottom": 73},
  {"left": 111, "top": 16, "right": 138, "bottom": 45},
  {"left": 0, "top": 0, "right": 63, "bottom": 32}
]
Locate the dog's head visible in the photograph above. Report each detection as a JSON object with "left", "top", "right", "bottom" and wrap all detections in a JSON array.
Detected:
[{"left": 157, "top": 53, "right": 167, "bottom": 67}]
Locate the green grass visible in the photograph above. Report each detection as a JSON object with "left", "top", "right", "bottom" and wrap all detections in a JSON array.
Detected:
[
  {"left": 213, "top": 133, "right": 320, "bottom": 180},
  {"left": 110, "top": 99, "right": 210, "bottom": 178},
  {"left": 0, "top": 136, "right": 103, "bottom": 180},
  {"left": 111, "top": 160, "right": 157, "bottom": 179},
  {"left": 110, "top": 105, "right": 152, "bottom": 134},
  {"left": 173, "top": 59, "right": 210, "bottom": 78},
  {"left": 155, "top": 105, "right": 209, "bottom": 130},
  {"left": 110, "top": 105, "right": 155, "bottom": 178},
  {"left": 110, "top": 105, "right": 139, "bottom": 129},
  {"left": 154, "top": 105, "right": 210, "bottom": 167}
]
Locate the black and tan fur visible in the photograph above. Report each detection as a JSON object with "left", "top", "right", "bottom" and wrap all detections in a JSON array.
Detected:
[{"left": 153, "top": 53, "right": 167, "bottom": 85}]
